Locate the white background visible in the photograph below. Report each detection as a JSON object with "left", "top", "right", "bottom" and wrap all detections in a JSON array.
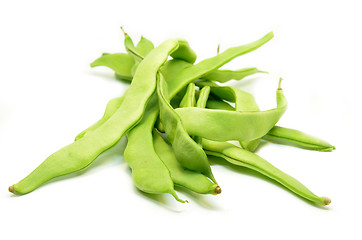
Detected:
[{"left": 1, "top": 0, "right": 361, "bottom": 239}]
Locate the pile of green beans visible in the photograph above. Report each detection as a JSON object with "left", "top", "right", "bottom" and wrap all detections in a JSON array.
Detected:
[{"left": 9, "top": 29, "right": 335, "bottom": 206}]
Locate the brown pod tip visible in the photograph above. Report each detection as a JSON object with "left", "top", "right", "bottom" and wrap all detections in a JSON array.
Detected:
[
  {"left": 214, "top": 185, "right": 222, "bottom": 194},
  {"left": 8, "top": 185, "right": 14, "bottom": 193}
]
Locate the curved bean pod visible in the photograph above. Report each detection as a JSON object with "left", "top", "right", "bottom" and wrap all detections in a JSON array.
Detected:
[
  {"left": 196, "top": 80, "right": 261, "bottom": 151},
  {"left": 206, "top": 99, "right": 235, "bottom": 111},
  {"left": 124, "top": 96, "right": 186, "bottom": 203},
  {"left": 196, "top": 86, "right": 210, "bottom": 108},
  {"left": 202, "top": 139, "right": 331, "bottom": 206},
  {"left": 157, "top": 73, "right": 217, "bottom": 183},
  {"left": 201, "top": 67, "right": 266, "bottom": 83},
  {"left": 204, "top": 98, "right": 335, "bottom": 152},
  {"left": 168, "top": 32, "right": 274, "bottom": 96},
  {"left": 136, "top": 36, "right": 154, "bottom": 56},
  {"left": 89, "top": 32, "right": 273, "bottom": 125},
  {"left": 75, "top": 96, "right": 124, "bottom": 141},
  {"left": 90, "top": 53, "right": 134, "bottom": 82},
  {"left": 263, "top": 126, "right": 336, "bottom": 152},
  {"left": 175, "top": 82, "right": 287, "bottom": 143},
  {"left": 10, "top": 39, "right": 193, "bottom": 195},
  {"left": 179, "top": 83, "right": 196, "bottom": 108},
  {"left": 153, "top": 129, "right": 221, "bottom": 195}
]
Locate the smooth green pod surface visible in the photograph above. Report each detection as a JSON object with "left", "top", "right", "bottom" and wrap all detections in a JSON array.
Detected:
[
  {"left": 201, "top": 67, "right": 265, "bottom": 83},
  {"left": 10, "top": 39, "right": 190, "bottom": 195},
  {"left": 87, "top": 32, "right": 274, "bottom": 130},
  {"left": 75, "top": 96, "right": 124, "bottom": 141},
  {"left": 179, "top": 83, "right": 196, "bottom": 108},
  {"left": 175, "top": 83, "right": 287, "bottom": 143},
  {"left": 153, "top": 129, "right": 221, "bottom": 195},
  {"left": 263, "top": 126, "right": 336, "bottom": 152},
  {"left": 157, "top": 73, "right": 217, "bottom": 183},
  {"left": 124, "top": 96, "right": 185, "bottom": 203},
  {"left": 90, "top": 53, "right": 134, "bottom": 81},
  {"left": 202, "top": 139, "right": 331, "bottom": 206},
  {"left": 136, "top": 36, "right": 154, "bottom": 56}
]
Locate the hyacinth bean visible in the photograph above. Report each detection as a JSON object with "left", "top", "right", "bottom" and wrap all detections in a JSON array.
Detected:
[
  {"left": 9, "top": 39, "right": 194, "bottom": 195},
  {"left": 263, "top": 126, "right": 336, "bottom": 152},
  {"left": 202, "top": 139, "right": 331, "bottom": 206},
  {"left": 175, "top": 80, "right": 287, "bottom": 143},
  {"left": 124, "top": 96, "right": 185, "bottom": 202},
  {"left": 153, "top": 129, "right": 221, "bottom": 195}
]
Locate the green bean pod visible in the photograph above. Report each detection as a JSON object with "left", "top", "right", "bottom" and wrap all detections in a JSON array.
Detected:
[
  {"left": 204, "top": 98, "right": 335, "bottom": 152},
  {"left": 202, "top": 139, "right": 331, "bottom": 206},
  {"left": 88, "top": 32, "right": 274, "bottom": 126},
  {"left": 124, "top": 96, "right": 186, "bottom": 203},
  {"left": 157, "top": 73, "right": 217, "bottom": 183},
  {"left": 121, "top": 27, "right": 144, "bottom": 62},
  {"left": 179, "top": 83, "right": 196, "bottom": 108},
  {"left": 153, "top": 129, "right": 221, "bottom": 195},
  {"left": 135, "top": 36, "right": 154, "bottom": 56},
  {"left": 196, "top": 80, "right": 261, "bottom": 151},
  {"left": 75, "top": 96, "right": 124, "bottom": 141},
  {"left": 168, "top": 32, "right": 274, "bottom": 95},
  {"left": 10, "top": 39, "right": 194, "bottom": 195},
  {"left": 263, "top": 126, "right": 336, "bottom": 152},
  {"left": 201, "top": 67, "right": 266, "bottom": 83},
  {"left": 90, "top": 53, "right": 134, "bottom": 82},
  {"left": 196, "top": 86, "right": 210, "bottom": 108},
  {"left": 175, "top": 81, "right": 287, "bottom": 143},
  {"left": 206, "top": 99, "right": 235, "bottom": 111}
]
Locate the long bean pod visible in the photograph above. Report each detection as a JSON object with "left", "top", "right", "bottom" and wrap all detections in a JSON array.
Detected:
[
  {"left": 202, "top": 139, "right": 331, "bottom": 206},
  {"left": 10, "top": 39, "right": 193, "bottom": 194}
]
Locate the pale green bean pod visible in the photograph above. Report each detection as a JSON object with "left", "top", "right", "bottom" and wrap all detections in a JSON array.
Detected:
[{"left": 202, "top": 139, "right": 331, "bottom": 206}]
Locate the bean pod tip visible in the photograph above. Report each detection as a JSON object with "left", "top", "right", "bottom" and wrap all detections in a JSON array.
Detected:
[
  {"left": 323, "top": 197, "right": 331, "bottom": 206},
  {"left": 8, "top": 185, "right": 14, "bottom": 193},
  {"left": 214, "top": 185, "right": 222, "bottom": 195}
]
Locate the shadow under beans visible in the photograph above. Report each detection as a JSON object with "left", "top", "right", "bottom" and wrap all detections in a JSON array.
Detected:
[
  {"left": 174, "top": 186, "right": 220, "bottom": 210},
  {"left": 134, "top": 188, "right": 185, "bottom": 213},
  {"left": 208, "top": 156, "right": 330, "bottom": 210}
]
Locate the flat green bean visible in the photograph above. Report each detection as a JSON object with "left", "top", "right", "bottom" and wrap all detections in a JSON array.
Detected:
[
  {"left": 201, "top": 67, "right": 266, "bottom": 83},
  {"left": 202, "top": 139, "right": 331, "bottom": 206},
  {"left": 10, "top": 39, "right": 192, "bottom": 195},
  {"left": 263, "top": 126, "right": 336, "bottom": 152},
  {"left": 179, "top": 83, "right": 196, "bottom": 108},
  {"left": 136, "top": 36, "right": 154, "bottom": 56},
  {"left": 157, "top": 73, "right": 217, "bottom": 183},
  {"left": 124, "top": 96, "right": 186, "bottom": 202},
  {"left": 196, "top": 80, "right": 261, "bottom": 151},
  {"left": 75, "top": 96, "right": 124, "bottom": 141},
  {"left": 206, "top": 99, "right": 235, "bottom": 111},
  {"left": 175, "top": 80, "right": 287, "bottom": 143},
  {"left": 153, "top": 129, "right": 221, "bottom": 195},
  {"left": 204, "top": 98, "right": 335, "bottom": 152},
  {"left": 196, "top": 86, "right": 210, "bottom": 108},
  {"left": 90, "top": 53, "right": 134, "bottom": 82}
]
